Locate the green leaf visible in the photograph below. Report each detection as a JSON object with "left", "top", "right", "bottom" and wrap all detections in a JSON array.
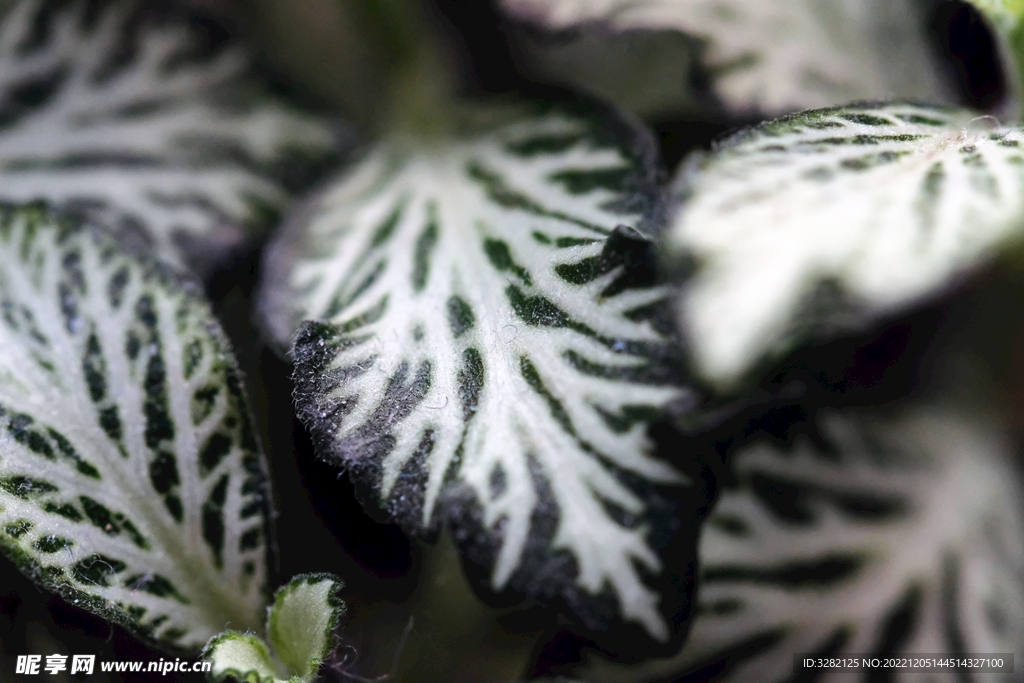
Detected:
[
  {"left": 964, "top": 0, "right": 1024, "bottom": 109},
  {"left": 268, "top": 574, "right": 344, "bottom": 680},
  {"left": 0, "top": 204, "right": 272, "bottom": 651},
  {"left": 498, "top": 0, "right": 951, "bottom": 114},
  {"left": 584, "top": 406, "right": 1024, "bottom": 682},
  {"left": 259, "top": 101, "right": 698, "bottom": 645},
  {"left": 204, "top": 574, "right": 344, "bottom": 683},
  {"left": 204, "top": 634, "right": 282, "bottom": 683},
  {"left": 965, "top": 0, "right": 1024, "bottom": 33},
  {"left": 664, "top": 103, "right": 1024, "bottom": 390},
  {"left": 0, "top": 0, "right": 339, "bottom": 277}
]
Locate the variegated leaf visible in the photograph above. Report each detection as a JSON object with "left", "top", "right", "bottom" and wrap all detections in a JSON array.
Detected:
[
  {"left": 0, "top": 0, "right": 339, "bottom": 277},
  {"left": 0, "top": 204, "right": 271, "bottom": 651},
  {"left": 204, "top": 573, "right": 344, "bottom": 683},
  {"left": 666, "top": 103, "right": 1024, "bottom": 390},
  {"left": 259, "top": 101, "right": 699, "bottom": 646},
  {"left": 498, "top": 0, "right": 950, "bottom": 114},
  {"left": 204, "top": 633, "right": 281, "bottom": 683},
  {"left": 584, "top": 406, "right": 1024, "bottom": 682}
]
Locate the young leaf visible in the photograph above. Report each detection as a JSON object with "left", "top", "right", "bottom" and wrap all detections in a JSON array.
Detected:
[
  {"left": 267, "top": 574, "right": 344, "bottom": 680},
  {"left": 498, "top": 0, "right": 950, "bottom": 114},
  {"left": 204, "top": 574, "right": 344, "bottom": 683},
  {"left": 259, "top": 101, "right": 700, "bottom": 647},
  {"left": 665, "top": 103, "right": 1024, "bottom": 390},
  {"left": 0, "top": 204, "right": 272, "bottom": 651},
  {"left": 0, "top": 0, "right": 339, "bottom": 277},
  {"left": 204, "top": 634, "right": 281, "bottom": 683},
  {"left": 585, "top": 406, "right": 1024, "bottom": 682}
]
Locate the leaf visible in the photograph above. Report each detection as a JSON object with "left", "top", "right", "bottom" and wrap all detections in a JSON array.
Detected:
[
  {"left": 497, "top": 0, "right": 951, "bottom": 114},
  {"left": 966, "top": 0, "right": 1024, "bottom": 28},
  {"left": 204, "top": 574, "right": 344, "bottom": 683},
  {"left": 204, "top": 634, "right": 281, "bottom": 683},
  {"left": 267, "top": 574, "right": 344, "bottom": 680},
  {"left": 258, "top": 100, "right": 701, "bottom": 646},
  {"left": 0, "top": 203, "right": 272, "bottom": 651},
  {"left": 664, "top": 103, "right": 1024, "bottom": 390},
  {"left": 584, "top": 406, "right": 1024, "bottom": 682},
  {"left": 0, "top": 0, "right": 339, "bottom": 277},
  {"left": 964, "top": 0, "right": 1024, "bottom": 106}
]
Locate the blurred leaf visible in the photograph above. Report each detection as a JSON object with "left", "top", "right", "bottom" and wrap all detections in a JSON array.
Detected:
[
  {"left": 498, "top": 0, "right": 951, "bottom": 114},
  {"left": 666, "top": 103, "right": 1024, "bottom": 389},
  {"left": 585, "top": 406, "right": 1024, "bottom": 682},
  {"left": 0, "top": 0, "right": 340, "bottom": 277},
  {"left": 966, "top": 0, "right": 1024, "bottom": 101}
]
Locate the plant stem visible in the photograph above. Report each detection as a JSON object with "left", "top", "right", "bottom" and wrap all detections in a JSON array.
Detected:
[
  {"left": 242, "top": 0, "right": 386, "bottom": 128},
  {"left": 384, "top": 532, "right": 544, "bottom": 683},
  {"left": 241, "top": 0, "right": 461, "bottom": 138}
]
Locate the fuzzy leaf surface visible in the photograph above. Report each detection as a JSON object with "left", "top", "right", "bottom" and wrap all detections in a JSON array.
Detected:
[
  {"left": 666, "top": 103, "right": 1024, "bottom": 389},
  {"left": 0, "top": 205, "right": 272, "bottom": 651},
  {"left": 585, "top": 407, "right": 1024, "bottom": 682},
  {"left": 260, "top": 102, "right": 699, "bottom": 646},
  {"left": 498, "top": 0, "right": 949, "bottom": 114},
  {"left": 267, "top": 574, "right": 344, "bottom": 680},
  {"left": 0, "top": 0, "right": 338, "bottom": 277},
  {"left": 205, "top": 574, "right": 344, "bottom": 683},
  {"left": 204, "top": 634, "right": 281, "bottom": 683}
]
